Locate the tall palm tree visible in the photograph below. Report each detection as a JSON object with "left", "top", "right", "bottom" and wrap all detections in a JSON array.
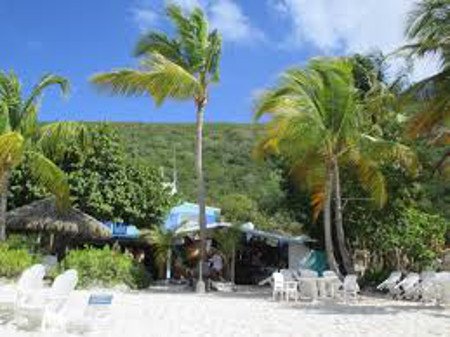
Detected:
[
  {"left": 91, "top": 5, "right": 222, "bottom": 292},
  {"left": 254, "top": 58, "right": 417, "bottom": 275},
  {"left": 402, "top": 0, "right": 450, "bottom": 169},
  {"left": 0, "top": 72, "right": 84, "bottom": 241}
]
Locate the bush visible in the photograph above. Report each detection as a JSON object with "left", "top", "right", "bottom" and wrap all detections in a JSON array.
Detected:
[
  {"left": 0, "top": 243, "right": 34, "bottom": 278},
  {"left": 59, "top": 246, "right": 151, "bottom": 289}
]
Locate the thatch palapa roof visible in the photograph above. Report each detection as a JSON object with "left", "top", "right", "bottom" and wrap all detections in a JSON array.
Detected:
[{"left": 6, "top": 198, "right": 111, "bottom": 238}]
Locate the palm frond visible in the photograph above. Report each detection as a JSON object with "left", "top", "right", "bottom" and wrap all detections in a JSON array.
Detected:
[
  {"left": 23, "top": 74, "right": 70, "bottom": 113},
  {"left": 91, "top": 53, "right": 200, "bottom": 105},
  {"left": 26, "top": 151, "right": 70, "bottom": 212},
  {"left": 37, "top": 122, "right": 89, "bottom": 162},
  {"left": 0, "top": 132, "right": 24, "bottom": 176},
  {"left": 134, "top": 31, "right": 190, "bottom": 69}
]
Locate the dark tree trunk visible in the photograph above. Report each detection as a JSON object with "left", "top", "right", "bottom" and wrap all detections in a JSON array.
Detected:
[
  {"left": 324, "top": 169, "right": 339, "bottom": 275},
  {"left": 195, "top": 99, "right": 207, "bottom": 293},
  {"left": 230, "top": 246, "right": 236, "bottom": 285},
  {"left": 0, "top": 171, "right": 9, "bottom": 241},
  {"left": 332, "top": 157, "right": 354, "bottom": 274}
]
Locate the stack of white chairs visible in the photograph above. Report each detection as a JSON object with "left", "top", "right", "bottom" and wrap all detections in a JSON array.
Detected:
[
  {"left": 298, "top": 269, "right": 318, "bottom": 300},
  {"left": 435, "top": 272, "right": 450, "bottom": 306},
  {"left": 342, "top": 274, "right": 359, "bottom": 303},
  {"left": 377, "top": 271, "right": 402, "bottom": 296},
  {"left": 322, "top": 270, "right": 341, "bottom": 298}
]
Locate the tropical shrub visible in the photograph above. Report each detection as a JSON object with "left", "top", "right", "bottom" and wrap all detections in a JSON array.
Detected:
[
  {"left": 0, "top": 243, "right": 34, "bottom": 278},
  {"left": 9, "top": 125, "right": 175, "bottom": 229},
  {"left": 59, "top": 246, "right": 151, "bottom": 289}
]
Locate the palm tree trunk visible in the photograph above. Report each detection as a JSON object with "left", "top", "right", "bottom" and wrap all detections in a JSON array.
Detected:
[
  {"left": 332, "top": 157, "right": 354, "bottom": 274},
  {"left": 230, "top": 245, "right": 236, "bottom": 285},
  {"left": 324, "top": 169, "right": 339, "bottom": 275},
  {"left": 195, "top": 99, "right": 207, "bottom": 293},
  {"left": 0, "top": 171, "right": 9, "bottom": 241}
]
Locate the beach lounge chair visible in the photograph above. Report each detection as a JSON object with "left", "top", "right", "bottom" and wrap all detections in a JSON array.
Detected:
[
  {"left": 377, "top": 271, "right": 402, "bottom": 295},
  {"left": 0, "top": 264, "right": 46, "bottom": 309},
  {"left": 40, "top": 269, "right": 78, "bottom": 331},
  {"left": 16, "top": 269, "right": 78, "bottom": 329},
  {"left": 393, "top": 272, "right": 420, "bottom": 299}
]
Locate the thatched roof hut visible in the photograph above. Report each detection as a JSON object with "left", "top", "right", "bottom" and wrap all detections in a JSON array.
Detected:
[{"left": 6, "top": 198, "right": 111, "bottom": 239}]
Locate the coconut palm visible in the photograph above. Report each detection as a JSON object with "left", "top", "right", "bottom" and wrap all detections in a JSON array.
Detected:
[
  {"left": 213, "top": 225, "right": 242, "bottom": 285},
  {"left": 91, "top": 4, "right": 221, "bottom": 292},
  {"left": 402, "top": 0, "right": 450, "bottom": 169},
  {"left": 0, "top": 71, "right": 85, "bottom": 241},
  {"left": 254, "top": 58, "right": 417, "bottom": 275}
]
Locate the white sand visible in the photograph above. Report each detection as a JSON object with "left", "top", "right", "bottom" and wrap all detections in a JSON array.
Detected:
[{"left": 1, "top": 287, "right": 449, "bottom": 337}]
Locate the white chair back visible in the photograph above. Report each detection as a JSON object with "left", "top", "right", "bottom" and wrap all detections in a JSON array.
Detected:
[
  {"left": 377, "top": 271, "right": 402, "bottom": 290},
  {"left": 17, "top": 264, "right": 45, "bottom": 292},
  {"left": 299, "top": 269, "right": 318, "bottom": 278},
  {"left": 272, "top": 272, "right": 284, "bottom": 291},
  {"left": 323, "top": 270, "right": 338, "bottom": 278},
  {"left": 343, "top": 275, "right": 359, "bottom": 292},
  {"left": 51, "top": 269, "right": 78, "bottom": 298}
]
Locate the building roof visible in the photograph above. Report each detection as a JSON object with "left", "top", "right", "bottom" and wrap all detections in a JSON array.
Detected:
[{"left": 6, "top": 197, "right": 111, "bottom": 238}]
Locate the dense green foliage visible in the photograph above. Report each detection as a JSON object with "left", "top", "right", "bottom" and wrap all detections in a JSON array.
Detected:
[
  {"left": 9, "top": 125, "right": 175, "bottom": 228},
  {"left": 58, "top": 246, "right": 151, "bottom": 289},
  {"left": 0, "top": 242, "right": 34, "bottom": 278}
]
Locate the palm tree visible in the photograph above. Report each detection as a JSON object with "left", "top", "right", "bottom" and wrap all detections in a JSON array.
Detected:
[
  {"left": 213, "top": 225, "right": 242, "bottom": 285},
  {"left": 402, "top": 0, "right": 450, "bottom": 169},
  {"left": 0, "top": 72, "right": 84, "bottom": 241},
  {"left": 143, "top": 226, "right": 176, "bottom": 280},
  {"left": 254, "top": 58, "right": 417, "bottom": 275},
  {"left": 91, "top": 4, "right": 222, "bottom": 292}
]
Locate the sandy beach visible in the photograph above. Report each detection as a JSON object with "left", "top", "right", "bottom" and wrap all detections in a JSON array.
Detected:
[{"left": 1, "top": 287, "right": 449, "bottom": 337}]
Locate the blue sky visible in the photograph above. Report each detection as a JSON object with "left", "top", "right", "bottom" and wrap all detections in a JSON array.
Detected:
[{"left": 0, "top": 0, "right": 439, "bottom": 123}]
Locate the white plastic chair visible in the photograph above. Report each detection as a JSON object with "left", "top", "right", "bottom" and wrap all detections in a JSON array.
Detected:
[
  {"left": 342, "top": 275, "right": 359, "bottom": 303},
  {"left": 272, "top": 272, "right": 285, "bottom": 301},
  {"left": 377, "top": 271, "right": 402, "bottom": 295}
]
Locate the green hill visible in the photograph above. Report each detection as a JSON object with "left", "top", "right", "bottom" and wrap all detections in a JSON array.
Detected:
[{"left": 109, "top": 123, "right": 283, "bottom": 209}]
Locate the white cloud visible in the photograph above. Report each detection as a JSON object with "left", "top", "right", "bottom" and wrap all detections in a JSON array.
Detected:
[
  {"left": 166, "top": 0, "right": 202, "bottom": 11},
  {"left": 209, "top": 0, "right": 264, "bottom": 43},
  {"left": 131, "top": 6, "right": 158, "bottom": 32},
  {"left": 139, "top": 0, "right": 263, "bottom": 43},
  {"left": 269, "top": 0, "right": 441, "bottom": 81}
]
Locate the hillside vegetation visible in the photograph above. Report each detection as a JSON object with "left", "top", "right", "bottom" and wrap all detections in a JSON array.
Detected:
[{"left": 109, "top": 123, "right": 283, "bottom": 208}]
